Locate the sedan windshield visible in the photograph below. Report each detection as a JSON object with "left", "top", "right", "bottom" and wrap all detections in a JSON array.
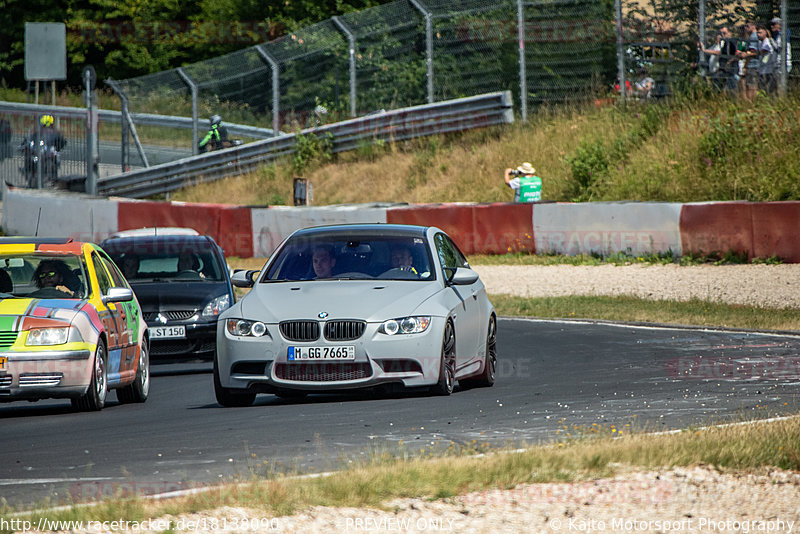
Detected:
[
  {"left": 264, "top": 235, "right": 434, "bottom": 282},
  {"left": 106, "top": 250, "right": 226, "bottom": 282},
  {"left": 0, "top": 254, "right": 88, "bottom": 299}
]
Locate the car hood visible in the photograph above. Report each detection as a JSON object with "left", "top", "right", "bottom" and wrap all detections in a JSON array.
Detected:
[
  {"left": 242, "top": 281, "right": 442, "bottom": 322},
  {"left": 129, "top": 281, "right": 229, "bottom": 312},
  {"left": 0, "top": 297, "right": 85, "bottom": 326}
]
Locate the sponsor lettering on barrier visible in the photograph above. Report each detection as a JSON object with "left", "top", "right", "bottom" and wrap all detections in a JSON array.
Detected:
[
  {"left": 456, "top": 231, "right": 534, "bottom": 254},
  {"left": 535, "top": 230, "right": 671, "bottom": 256}
]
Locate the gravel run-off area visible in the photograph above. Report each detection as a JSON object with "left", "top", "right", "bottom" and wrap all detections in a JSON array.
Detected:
[
  {"left": 473, "top": 264, "right": 800, "bottom": 309},
  {"left": 28, "top": 264, "right": 800, "bottom": 533}
]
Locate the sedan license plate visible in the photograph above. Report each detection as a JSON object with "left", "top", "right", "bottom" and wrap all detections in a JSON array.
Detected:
[
  {"left": 0, "top": 356, "right": 5, "bottom": 370},
  {"left": 150, "top": 326, "right": 186, "bottom": 339},
  {"left": 288, "top": 346, "right": 355, "bottom": 361}
]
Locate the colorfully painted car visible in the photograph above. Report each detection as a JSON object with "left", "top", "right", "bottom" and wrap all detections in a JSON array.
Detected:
[
  {"left": 101, "top": 234, "right": 234, "bottom": 360},
  {"left": 0, "top": 238, "right": 149, "bottom": 410},
  {"left": 214, "top": 224, "right": 496, "bottom": 407}
]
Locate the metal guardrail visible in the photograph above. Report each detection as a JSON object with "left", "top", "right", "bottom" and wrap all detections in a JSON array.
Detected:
[
  {"left": 0, "top": 101, "right": 276, "bottom": 139},
  {"left": 97, "top": 91, "right": 514, "bottom": 199}
]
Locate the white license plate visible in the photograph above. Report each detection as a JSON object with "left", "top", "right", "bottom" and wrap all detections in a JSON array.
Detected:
[
  {"left": 288, "top": 345, "right": 355, "bottom": 361},
  {"left": 150, "top": 326, "right": 186, "bottom": 339}
]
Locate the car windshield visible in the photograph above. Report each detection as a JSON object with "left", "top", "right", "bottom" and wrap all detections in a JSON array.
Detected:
[
  {"left": 264, "top": 234, "right": 434, "bottom": 282},
  {"left": 0, "top": 253, "right": 88, "bottom": 299},
  {"left": 104, "top": 241, "right": 226, "bottom": 282}
]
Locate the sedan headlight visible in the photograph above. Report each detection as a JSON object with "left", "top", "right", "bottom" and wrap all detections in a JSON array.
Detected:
[
  {"left": 26, "top": 327, "right": 70, "bottom": 346},
  {"left": 203, "top": 294, "right": 231, "bottom": 318},
  {"left": 226, "top": 319, "right": 269, "bottom": 338},
  {"left": 379, "top": 316, "right": 431, "bottom": 336}
]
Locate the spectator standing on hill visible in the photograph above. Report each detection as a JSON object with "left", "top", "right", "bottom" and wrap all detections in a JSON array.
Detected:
[
  {"left": 718, "top": 26, "right": 741, "bottom": 91},
  {"left": 699, "top": 27, "right": 738, "bottom": 91},
  {"left": 699, "top": 32, "right": 723, "bottom": 81},
  {"left": 737, "top": 21, "right": 761, "bottom": 101},
  {"left": 771, "top": 18, "right": 792, "bottom": 75},
  {"left": 504, "top": 162, "right": 542, "bottom": 203},
  {"left": 757, "top": 25, "right": 778, "bottom": 94},
  {"left": 634, "top": 69, "right": 655, "bottom": 99},
  {"left": 735, "top": 26, "right": 749, "bottom": 97}
]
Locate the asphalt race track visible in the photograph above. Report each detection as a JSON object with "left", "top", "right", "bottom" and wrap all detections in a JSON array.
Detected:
[{"left": 1, "top": 319, "right": 799, "bottom": 508}]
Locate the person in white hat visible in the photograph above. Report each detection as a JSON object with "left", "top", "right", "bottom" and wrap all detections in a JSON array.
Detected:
[
  {"left": 504, "top": 162, "right": 542, "bottom": 202},
  {"left": 770, "top": 17, "right": 792, "bottom": 74}
]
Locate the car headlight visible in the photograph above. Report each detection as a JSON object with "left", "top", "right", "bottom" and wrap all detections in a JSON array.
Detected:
[
  {"left": 203, "top": 294, "right": 231, "bottom": 318},
  {"left": 26, "top": 327, "right": 70, "bottom": 346},
  {"left": 226, "top": 319, "right": 269, "bottom": 338},
  {"left": 379, "top": 316, "right": 431, "bottom": 336}
]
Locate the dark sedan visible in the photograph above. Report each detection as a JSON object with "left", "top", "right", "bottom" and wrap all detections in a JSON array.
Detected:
[{"left": 101, "top": 234, "right": 234, "bottom": 360}]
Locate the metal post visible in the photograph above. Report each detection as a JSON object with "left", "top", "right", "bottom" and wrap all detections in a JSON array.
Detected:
[
  {"left": 35, "top": 116, "right": 42, "bottom": 189},
  {"left": 332, "top": 16, "right": 357, "bottom": 118},
  {"left": 176, "top": 68, "right": 199, "bottom": 155},
  {"left": 120, "top": 93, "right": 129, "bottom": 172},
  {"left": 517, "top": 0, "right": 527, "bottom": 122},
  {"left": 615, "top": 0, "right": 626, "bottom": 101},
  {"left": 257, "top": 45, "right": 281, "bottom": 136},
  {"left": 409, "top": 0, "right": 434, "bottom": 103},
  {"left": 698, "top": 0, "right": 706, "bottom": 71},
  {"left": 85, "top": 70, "right": 98, "bottom": 196},
  {"left": 779, "top": 0, "right": 788, "bottom": 95},
  {"left": 107, "top": 79, "right": 149, "bottom": 168}
]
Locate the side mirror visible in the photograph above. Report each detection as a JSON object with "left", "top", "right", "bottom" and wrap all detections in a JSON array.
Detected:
[
  {"left": 102, "top": 287, "right": 134, "bottom": 304},
  {"left": 231, "top": 269, "right": 257, "bottom": 288},
  {"left": 448, "top": 267, "right": 479, "bottom": 286}
]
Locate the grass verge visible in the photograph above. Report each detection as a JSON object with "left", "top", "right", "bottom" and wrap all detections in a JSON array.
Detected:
[
  {"left": 4, "top": 414, "right": 799, "bottom": 526},
  {"left": 490, "top": 294, "right": 800, "bottom": 332}
]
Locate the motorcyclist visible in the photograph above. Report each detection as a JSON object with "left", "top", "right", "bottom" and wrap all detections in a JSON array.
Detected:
[
  {"left": 198, "top": 114, "right": 229, "bottom": 153},
  {"left": 21, "top": 115, "right": 66, "bottom": 185},
  {"left": 32, "top": 115, "right": 67, "bottom": 151}
]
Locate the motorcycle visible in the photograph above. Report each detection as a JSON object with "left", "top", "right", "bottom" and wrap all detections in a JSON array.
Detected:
[
  {"left": 20, "top": 138, "right": 61, "bottom": 188},
  {"left": 198, "top": 138, "right": 243, "bottom": 153}
]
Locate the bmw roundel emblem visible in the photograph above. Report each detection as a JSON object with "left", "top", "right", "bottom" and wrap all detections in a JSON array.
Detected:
[{"left": 318, "top": 312, "right": 328, "bottom": 319}]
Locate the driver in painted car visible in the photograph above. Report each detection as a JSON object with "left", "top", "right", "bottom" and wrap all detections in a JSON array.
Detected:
[{"left": 32, "top": 259, "right": 75, "bottom": 297}]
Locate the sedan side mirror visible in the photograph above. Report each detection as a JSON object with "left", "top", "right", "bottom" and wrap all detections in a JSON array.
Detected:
[
  {"left": 102, "top": 287, "right": 134, "bottom": 304},
  {"left": 446, "top": 267, "right": 479, "bottom": 286},
  {"left": 231, "top": 269, "right": 258, "bottom": 288}
]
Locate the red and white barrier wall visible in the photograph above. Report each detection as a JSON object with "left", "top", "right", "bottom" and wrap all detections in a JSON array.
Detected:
[{"left": 3, "top": 186, "right": 799, "bottom": 262}]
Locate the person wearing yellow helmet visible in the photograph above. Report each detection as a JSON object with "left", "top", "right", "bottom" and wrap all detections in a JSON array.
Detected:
[{"left": 20, "top": 113, "right": 66, "bottom": 185}]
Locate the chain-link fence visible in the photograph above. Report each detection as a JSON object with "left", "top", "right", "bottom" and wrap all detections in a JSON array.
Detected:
[
  {"left": 0, "top": 109, "right": 88, "bottom": 195},
  {"left": 4, "top": 0, "right": 795, "bottom": 192},
  {"left": 112, "top": 0, "right": 795, "bottom": 132}
]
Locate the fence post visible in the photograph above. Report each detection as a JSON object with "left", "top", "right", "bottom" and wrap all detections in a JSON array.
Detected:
[
  {"left": 176, "top": 68, "right": 199, "bottom": 155},
  {"left": 517, "top": 0, "right": 527, "bottom": 122},
  {"left": 257, "top": 45, "right": 281, "bottom": 136},
  {"left": 107, "top": 79, "right": 129, "bottom": 173},
  {"left": 84, "top": 68, "right": 98, "bottom": 196},
  {"left": 779, "top": 0, "right": 788, "bottom": 95},
  {"left": 106, "top": 78, "right": 150, "bottom": 169},
  {"left": 409, "top": 0, "right": 434, "bottom": 103},
  {"left": 332, "top": 16, "right": 357, "bottom": 118},
  {"left": 698, "top": 0, "right": 706, "bottom": 70},
  {"left": 615, "top": 0, "right": 626, "bottom": 101}
]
